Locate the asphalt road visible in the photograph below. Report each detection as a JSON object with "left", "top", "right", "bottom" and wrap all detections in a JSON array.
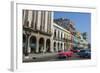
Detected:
[{"left": 23, "top": 53, "right": 90, "bottom": 63}]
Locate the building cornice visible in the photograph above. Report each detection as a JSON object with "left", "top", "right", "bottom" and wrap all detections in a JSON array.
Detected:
[{"left": 53, "top": 22, "right": 71, "bottom": 34}]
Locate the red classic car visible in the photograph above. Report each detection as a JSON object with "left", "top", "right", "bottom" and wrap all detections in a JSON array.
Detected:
[
  {"left": 70, "top": 49, "right": 80, "bottom": 53},
  {"left": 58, "top": 51, "right": 74, "bottom": 59}
]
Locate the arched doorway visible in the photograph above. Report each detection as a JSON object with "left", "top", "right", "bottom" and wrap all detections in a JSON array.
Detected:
[
  {"left": 30, "top": 36, "right": 36, "bottom": 53},
  {"left": 53, "top": 42, "right": 56, "bottom": 52},
  {"left": 46, "top": 39, "right": 51, "bottom": 52},
  {"left": 23, "top": 34, "right": 26, "bottom": 54},
  {"left": 39, "top": 38, "right": 44, "bottom": 53},
  {"left": 61, "top": 43, "right": 63, "bottom": 51}
]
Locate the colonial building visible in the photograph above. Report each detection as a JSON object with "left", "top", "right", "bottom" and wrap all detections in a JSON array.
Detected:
[
  {"left": 53, "top": 22, "right": 71, "bottom": 52},
  {"left": 23, "top": 10, "right": 54, "bottom": 55},
  {"left": 75, "top": 32, "right": 88, "bottom": 49},
  {"left": 54, "top": 18, "right": 75, "bottom": 49}
]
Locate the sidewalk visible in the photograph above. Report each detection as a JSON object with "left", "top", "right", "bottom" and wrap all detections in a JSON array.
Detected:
[{"left": 23, "top": 52, "right": 58, "bottom": 62}]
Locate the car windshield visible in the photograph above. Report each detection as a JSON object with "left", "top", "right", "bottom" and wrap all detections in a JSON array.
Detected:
[
  {"left": 80, "top": 50, "right": 85, "bottom": 52},
  {"left": 86, "top": 50, "right": 91, "bottom": 52}
]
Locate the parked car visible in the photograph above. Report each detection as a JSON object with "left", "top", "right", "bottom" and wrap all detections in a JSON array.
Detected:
[
  {"left": 57, "top": 51, "right": 73, "bottom": 59},
  {"left": 70, "top": 49, "right": 80, "bottom": 53},
  {"left": 77, "top": 49, "right": 91, "bottom": 58}
]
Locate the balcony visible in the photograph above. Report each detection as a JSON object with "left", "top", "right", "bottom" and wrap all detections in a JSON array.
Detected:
[
  {"left": 38, "top": 30, "right": 52, "bottom": 36},
  {"left": 23, "top": 26, "right": 38, "bottom": 33},
  {"left": 23, "top": 26, "right": 52, "bottom": 36},
  {"left": 53, "top": 37, "right": 66, "bottom": 42}
]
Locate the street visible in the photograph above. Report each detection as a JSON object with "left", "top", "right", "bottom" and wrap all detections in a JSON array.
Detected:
[{"left": 23, "top": 52, "right": 90, "bottom": 63}]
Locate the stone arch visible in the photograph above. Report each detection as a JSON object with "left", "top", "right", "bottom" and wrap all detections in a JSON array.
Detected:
[
  {"left": 46, "top": 39, "right": 51, "bottom": 52},
  {"left": 39, "top": 37, "right": 44, "bottom": 53},
  {"left": 53, "top": 42, "right": 56, "bottom": 52},
  {"left": 30, "top": 36, "right": 37, "bottom": 53}
]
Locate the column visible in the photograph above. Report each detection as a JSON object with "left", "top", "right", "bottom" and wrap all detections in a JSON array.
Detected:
[
  {"left": 40, "top": 11, "right": 43, "bottom": 31},
  {"left": 44, "top": 39, "right": 46, "bottom": 53},
  {"left": 62, "top": 33, "right": 64, "bottom": 40},
  {"left": 50, "top": 39, "right": 54, "bottom": 52},
  {"left": 59, "top": 31, "right": 61, "bottom": 40},
  {"left": 56, "top": 42, "right": 58, "bottom": 52},
  {"left": 27, "top": 36, "right": 31, "bottom": 53},
  {"left": 47, "top": 11, "right": 52, "bottom": 33},
  {"left": 22, "top": 10, "right": 25, "bottom": 25},
  {"left": 62, "top": 43, "right": 64, "bottom": 51},
  {"left": 24, "top": 10, "right": 28, "bottom": 26},
  {"left": 42, "top": 11, "right": 45, "bottom": 31},
  {"left": 56, "top": 30, "right": 58, "bottom": 39},
  {"left": 47, "top": 11, "right": 49, "bottom": 32},
  {"left": 31, "top": 10, "right": 36, "bottom": 29},
  {"left": 51, "top": 11, "right": 53, "bottom": 33},
  {"left": 37, "top": 11, "right": 41, "bottom": 30},
  {"left": 45, "top": 11, "right": 48, "bottom": 32},
  {"left": 36, "top": 36, "right": 39, "bottom": 53},
  {"left": 59, "top": 42, "right": 61, "bottom": 51},
  {"left": 28, "top": 10, "right": 32, "bottom": 27}
]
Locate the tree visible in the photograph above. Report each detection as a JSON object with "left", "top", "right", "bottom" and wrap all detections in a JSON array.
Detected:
[{"left": 82, "top": 32, "right": 87, "bottom": 40}]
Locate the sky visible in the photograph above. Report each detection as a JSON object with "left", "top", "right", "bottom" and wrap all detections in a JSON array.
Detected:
[{"left": 54, "top": 11, "right": 91, "bottom": 43}]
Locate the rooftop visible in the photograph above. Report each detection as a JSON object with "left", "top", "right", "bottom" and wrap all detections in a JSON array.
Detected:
[{"left": 54, "top": 18, "right": 76, "bottom": 32}]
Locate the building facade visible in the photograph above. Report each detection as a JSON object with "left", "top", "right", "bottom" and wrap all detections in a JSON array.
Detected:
[
  {"left": 54, "top": 18, "right": 75, "bottom": 50},
  {"left": 53, "top": 23, "right": 71, "bottom": 52},
  {"left": 23, "top": 10, "right": 54, "bottom": 55},
  {"left": 75, "top": 32, "right": 88, "bottom": 49}
]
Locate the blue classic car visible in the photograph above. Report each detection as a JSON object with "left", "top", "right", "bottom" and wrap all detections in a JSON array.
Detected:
[{"left": 77, "top": 49, "right": 91, "bottom": 58}]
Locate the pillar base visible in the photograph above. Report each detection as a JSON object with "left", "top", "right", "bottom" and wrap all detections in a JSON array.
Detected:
[{"left": 24, "top": 55, "right": 30, "bottom": 59}]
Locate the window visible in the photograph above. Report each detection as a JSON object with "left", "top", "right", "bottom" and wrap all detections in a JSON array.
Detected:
[
  {"left": 61, "top": 32, "right": 62, "bottom": 39},
  {"left": 54, "top": 29, "right": 56, "bottom": 38},
  {"left": 58, "top": 31, "right": 60, "bottom": 39}
]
